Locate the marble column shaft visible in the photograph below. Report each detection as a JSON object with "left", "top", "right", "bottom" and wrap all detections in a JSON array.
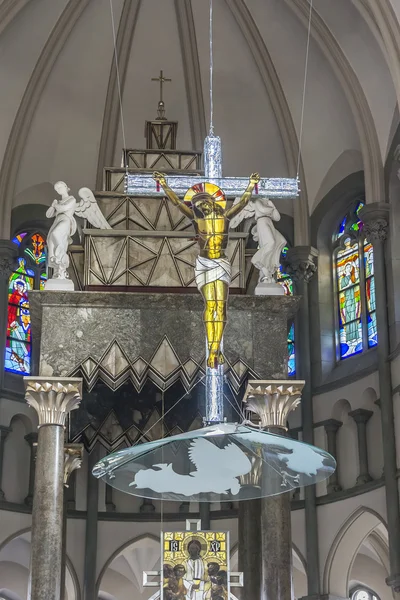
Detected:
[
  {"left": 24, "top": 432, "right": 38, "bottom": 506},
  {"left": 199, "top": 502, "right": 211, "bottom": 530},
  {"left": 284, "top": 246, "right": 320, "bottom": 596},
  {"left": 322, "top": 420, "right": 342, "bottom": 493},
  {"left": 360, "top": 204, "right": 400, "bottom": 591},
  {"left": 238, "top": 498, "right": 261, "bottom": 600},
  {"left": 243, "top": 381, "right": 304, "bottom": 600},
  {"left": 349, "top": 409, "right": 373, "bottom": 484},
  {"left": 0, "top": 425, "right": 11, "bottom": 500},
  {"left": 106, "top": 482, "right": 116, "bottom": 512},
  {"left": 24, "top": 377, "right": 82, "bottom": 600},
  {"left": 83, "top": 446, "right": 100, "bottom": 600}
]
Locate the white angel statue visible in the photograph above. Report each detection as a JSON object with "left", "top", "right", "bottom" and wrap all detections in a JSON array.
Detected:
[
  {"left": 229, "top": 196, "right": 286, "bottom": 286},
  {"left": 45, "top": 181, "right": 111, "bottom": 288}
]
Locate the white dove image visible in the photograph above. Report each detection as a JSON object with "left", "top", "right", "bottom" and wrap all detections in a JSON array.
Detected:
[{"left": 129, "top": 437, "right": 252, "bottom": 496}]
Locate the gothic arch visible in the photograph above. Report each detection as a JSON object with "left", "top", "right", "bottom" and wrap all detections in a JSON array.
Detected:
[
  {"left": 323, "top": 507, "right": 387, "bottom": 598},
  {"left": 95, "top": 533, "right": 160, "bottom": 597},
  {"left": 0, "top": 527, "right": 81, "bottom": 600}
]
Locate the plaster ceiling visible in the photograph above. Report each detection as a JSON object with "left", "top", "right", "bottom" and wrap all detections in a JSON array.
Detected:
[{"left": 0, "top": 0, "right": 399, "bottom": 236}]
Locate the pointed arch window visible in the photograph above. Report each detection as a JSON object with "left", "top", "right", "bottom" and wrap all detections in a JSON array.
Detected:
[
  {"left": 5, "top": 232, "right": 47, "bottom": 375},
  {"left": 276, "top": 246, "right": 296, "bottom": 376},
  {"left": 334, "top": 202, "right": 377, "bottom": 360}
]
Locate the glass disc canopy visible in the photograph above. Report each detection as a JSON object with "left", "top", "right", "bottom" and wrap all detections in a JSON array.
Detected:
[{"left": 93, "top": 422, "right": 335, "bottom": 503}]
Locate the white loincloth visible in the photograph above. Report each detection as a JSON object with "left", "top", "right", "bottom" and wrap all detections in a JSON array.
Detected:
[{"left": 195, "top": 256, "right": 232, "bottom": 290}]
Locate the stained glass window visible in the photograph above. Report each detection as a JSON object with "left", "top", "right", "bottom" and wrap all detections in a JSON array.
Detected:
[
  {"left": 275, "top": 246, "right": 296, "bottom": 375},
  {"left": 5, "top": 232, "right": 47, "bottom": 375},
  {"left": 334, "top": 201, "right": 377, "bottom": 360},
  {"left": 351, "top": 587, "right": 380, "bottom": 600}
]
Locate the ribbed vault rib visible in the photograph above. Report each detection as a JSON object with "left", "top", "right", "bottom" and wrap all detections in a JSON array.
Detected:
[
  {"left": 351, "top": 0, "right": 388, "bottom": 57},
  {"left": 174, "top": 0, "right": 207, "bottom": 150},
  {"left": 0, "top": 0, "right": 92, "bottom": 239},
  {"left": 285, "top": 0, "right": 384, "bottom": 205},
  {"left": 364, "top": 0, "right": 400, "bottom": 108},
  {"left": 95, "top": 0, "right": 142, "bottom": 190},
  {"left": 0, "top": 0, "right": 32, "bottom": 36},
  {"left": 225, "top": 0, "right": 309, "bottom": 245}
]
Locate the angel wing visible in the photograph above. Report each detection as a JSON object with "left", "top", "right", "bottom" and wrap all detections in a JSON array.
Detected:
[
  {"left": 228, "top": 197, "right": 256, "bottom": 229},
  {"left": 75, "top": 187, "right": 112, "bottom": 229},
  {"left": 188, "top": 438, "right": 251, "bottom": 476}
]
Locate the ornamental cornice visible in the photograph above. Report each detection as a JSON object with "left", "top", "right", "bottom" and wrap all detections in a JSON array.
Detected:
[
  {"left": 243, "top": 380, "right": 305, "bottom": 430},
  {"left": 24, "top": 377, "right": 83, "bottom": 427},
  {"left": 282, "top": 246, "right": 318, "bottom": 283},
  {"left": 359, "top": 203, "right": 390, "bottom": 243}
]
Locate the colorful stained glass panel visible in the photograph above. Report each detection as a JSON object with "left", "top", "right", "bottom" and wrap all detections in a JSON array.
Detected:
[
  {"left": 337, "top": 240, "right": 363, "bottom": 358},
  {"left": 12, "top": 232, "right": 27, "bottom": 246},
  {"left": 5, "top": 258, "right": 33, "bottom": 375},
  {"left": 288, "top": 323, "right": 296, "bottom": 376},
  {"left": 25, "top": 233, "right": 46, "bottom": 264}
]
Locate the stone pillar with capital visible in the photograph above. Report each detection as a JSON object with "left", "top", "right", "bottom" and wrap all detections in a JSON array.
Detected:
[
  {"left": 360, "top": 204, "right": 400, "bottom": 592},
  {"left": 0, "top": 240, "right": 17, "bottom": 383},
  {"left": 349, "top": 409, "right": 373, "bottom": 485},
  {"left": 61, "top": 444, "right": 83, "bottom": 600},
  {"left": 0, "top": 425, "right": 11, "bottom": 501},
  {"left": 24, "top": 377, "right": 82, "bottom": 600},
  {"left": 243, "top": 380, "right": 305, "bottom": 600},
  {"left": 24, "top": 432, "right": 38, "bottom": 507},
  {"left": 322, "top": 420, "right": 342, "bottom": 493},
  {"left": 283, "top": 246, "right": 321, "bottom": 598}
]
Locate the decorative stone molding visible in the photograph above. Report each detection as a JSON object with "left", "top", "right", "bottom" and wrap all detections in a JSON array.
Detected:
[
  {"left": 64, "top": 443, "right": 84, "bottom": 487},
  {"left": 24, "top": 377, "right": 83, "bottom": 427},
  {"left": 386, "top": 573, "right": 400, "bottom": 593},
  {"left": 243, "top": 380, "right": 305, "bottom": 430},
  {"left": 0, "top": 239, "right": 17, "bottom": 280},
  {"left": 359, "top": 204, "right": 390, "bottom": 243},
  {"left": 282, "top": 246, "right": 318, "bottom": 284}
]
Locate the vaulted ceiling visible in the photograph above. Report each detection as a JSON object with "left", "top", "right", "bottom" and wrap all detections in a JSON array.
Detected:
[{"left": 0, "top": 0, "right": 399, "bottom": 238}]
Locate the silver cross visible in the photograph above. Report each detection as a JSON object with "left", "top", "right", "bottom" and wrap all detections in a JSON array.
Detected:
[{"left": 125, "top": 135, "right": 299, "bottom": 199}]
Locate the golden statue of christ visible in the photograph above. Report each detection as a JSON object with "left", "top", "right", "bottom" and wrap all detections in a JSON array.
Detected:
[{"left": 153, "top": 171, "right": 260, "bottom": 368}]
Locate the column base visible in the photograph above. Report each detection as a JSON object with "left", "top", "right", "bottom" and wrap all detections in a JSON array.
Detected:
[
  {"left": 327, "top": 483, "right": 342, "bottom": 494},
  {"left": 179, "top": 501, "right": 190, "bottom": 513},
  {"left": 106, "top": 502, "right": 116, "bottom": 513},
  {"left": 386, "top": 573, "right": 400, "bottom": 592},
  {"left": 140, "top": 499, "right": 156, "bottom": 513},
  {"left": 356, "top": 474, "right": 373, "bottom": 485}
]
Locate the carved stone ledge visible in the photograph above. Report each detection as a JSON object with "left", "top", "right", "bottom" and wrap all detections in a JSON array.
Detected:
[
  {"left": 282, "top": 246, "right": 318, "bottom": 284},
  {"left": 24, "top": 377, "right": 83, "bottom": 427},
  {"left": 359, "top": 203, "right": 390, "bottom": 243},
  {"left": 64, "top": 444, "right": 84, "bottom": 487},
  {"left": 243, "top": 380, "right": 305, "bottom": 430}
]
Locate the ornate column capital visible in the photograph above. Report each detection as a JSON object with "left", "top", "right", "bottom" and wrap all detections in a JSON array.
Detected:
[
  {"left": 243, "top": 380, "right": 305, "bottom": 430},
  {"left": 282, "top": 246, "right": 318, "bottom": 283},
  {"left": 359, "top": 203, "right": 390, "bottom": 243},
  {"left": 24, "top": 377, "right": 83, "bottom": 427},
  {"left": 349, "top": 408, "right": 373, "bottom": 425},
  {"left": 0, "top": 239, "right": 18, "bottom": 281},
  {"left": 321, "top": 419, "right": 343, "bottom": 434},
  {"left": 64, "top": 443, "right": 83, "bottom": 487}
]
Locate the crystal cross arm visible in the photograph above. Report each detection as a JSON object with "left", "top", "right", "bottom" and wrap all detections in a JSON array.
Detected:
[
  {"left": 125, "top": 174, "right": 299, "bottom": 199},
  {"left": 229, "top": 572, "right": 244, "bottom": 588}
]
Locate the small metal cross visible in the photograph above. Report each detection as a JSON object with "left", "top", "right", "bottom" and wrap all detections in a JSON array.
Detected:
[{"left": 151, "top": 70, "right": 172, "bottom": 103}]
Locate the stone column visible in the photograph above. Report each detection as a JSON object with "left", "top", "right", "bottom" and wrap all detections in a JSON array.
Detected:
[
  {"left": 24, "top": 432, "right": 38, "bottom": 506},
  {"left": 284, "top": 246, "right": 321, "bottom": 598},
  {"left": 199, "top": 502, "right": 211, "bottom": 530},
  {"left": 322, "top": 420, "right": 342, "bottom": 493},
  {"left": 24, "top": 377, "right": 82, "bottom": 600},
  {"left": 360, "top": 204, "right": 400, "bottom": 592},
  {"left": 106, "top": 483, "right": 116, "bottom": 512},
  {"left": 237, "top": 478, "right": 261, "bottom": 600},
  {"left": 0, "top": 240, "right": 17, "bottom": 383},
  {"left": 0, "top": 425, "right": 11, "bottom": 501},
  {"left": 243, "top": 380, "right": 305, "bottom": 600},
  {"left": 349, "top": 409, "right": 373, "bottom": 485},
  {"left": 61, "top": 444, "right": 83, "bottom": 600},
  {"left": 83, "top": 445, "right": 100, "bottom": 600}
]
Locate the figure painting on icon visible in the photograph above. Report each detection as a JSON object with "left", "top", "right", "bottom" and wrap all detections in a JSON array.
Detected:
[{"left": 162, "top": 531, "right": 228, "bottom": 600}]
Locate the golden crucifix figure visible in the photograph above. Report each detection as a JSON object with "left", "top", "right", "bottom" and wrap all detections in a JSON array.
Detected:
[{"left": 153, "top": 171, "right": 260, "bottom": 368}]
